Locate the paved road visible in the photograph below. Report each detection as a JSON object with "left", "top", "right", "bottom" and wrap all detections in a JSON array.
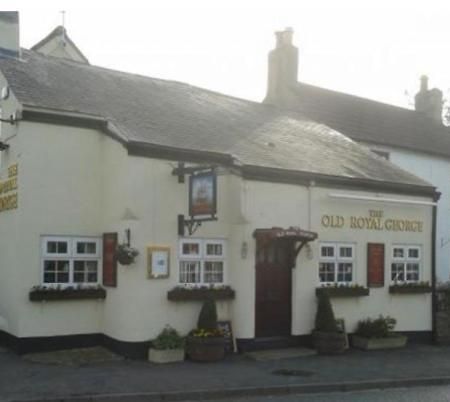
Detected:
[{"left": 196, "top": 386, "right": 450, "bottom": 402}]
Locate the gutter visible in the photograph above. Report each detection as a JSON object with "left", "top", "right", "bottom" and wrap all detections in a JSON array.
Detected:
[
  {"left": 432, "top": 191, "right": 442, "bottom": 343},
  {"left": 21, "top": 105, "right": 129, "bottom": 144}
]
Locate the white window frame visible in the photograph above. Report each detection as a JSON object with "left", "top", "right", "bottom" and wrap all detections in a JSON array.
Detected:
[
  {"left": 391, "top": 245, "right": 421, "bottom": 283},
  {"left": 41, "top": 236, "right": 102, "bottom": 286},
  {"left": 178, "top": 238, "right": 226, "bottom": 286},
  {"left": 319, "top": 242, "right": 355, "bottom": 285}
]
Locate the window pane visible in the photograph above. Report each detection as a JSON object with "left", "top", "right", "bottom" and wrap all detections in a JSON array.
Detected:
[
  {"left": 44, "top": 260, "right": 69, "bottom": 283},
  {"left": 76, "top": 242, "right": 97, "bottom": 255},
  {"left": 337, "top": 262, "right": 353, "bottom": 282},
  {"left": 204, "top": 261, "right": 224, "bottom": 283},
  {"left": 391, "top": 263, "right": 405, "bottom": 281},
  {"left": 406, "top": 263, "right": 419, "bottom": 281},
  {"left": 73, "top": 260, "right": 98, "bottom": 283},
  {"left": 393, "top": 248, "right": 404, "bottom": 258},
  {"left": 43, "top": 260, "right": 56, "bottom": 283},
  {"left": 319, "top": 262, "right": 335, "bottom": 282},
  {"left": 206, "top": 243, "right": 223, "bottom": 256},
  {"left": 47, "top": 241, "right": 68, "bottom": 254},
  {"left": 179, "top": 261, "right": 200, "bottom": 283},
  {"left": 182, "top": 243, "right": 200, "bottom": 256},
  {"left": 408, "top": 248, "right": 419, "bottom": 259},
  {"left": 321, "top": 246, "right": 334, "bottom": 258},
  {"left": 339, "top": 247, "right": 352, "bottom": 258}
]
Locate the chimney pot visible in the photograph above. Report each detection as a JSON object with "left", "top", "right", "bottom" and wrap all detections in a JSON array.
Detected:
[
  {"left": 264, "top": 27, "right": 298, "bottom": 105},
  {"left": 420, "top": 75, "right": 428, "bottom": 92},
  {"left": 415, "top": 75, "right": 443, "bottom": 124}
]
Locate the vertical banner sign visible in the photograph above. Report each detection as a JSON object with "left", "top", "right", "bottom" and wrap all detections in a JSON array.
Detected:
[
  {"left": 189, "top": 170, "right": 217, "bottom": 217},
  {"left": 103, "top": 233, "right": 118, "bottom": 287},
  {"left": 367, "top": 243, "right": 385, "bottom": 287}
]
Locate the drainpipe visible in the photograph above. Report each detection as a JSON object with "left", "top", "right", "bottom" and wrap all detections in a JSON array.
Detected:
[{"left": 432, "top": 191, "right": 441, "bottom": 343}]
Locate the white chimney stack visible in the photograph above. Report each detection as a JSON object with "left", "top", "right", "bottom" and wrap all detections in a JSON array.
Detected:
[{"left": 0, "top": 12, "right": 20, "bottom": 58}]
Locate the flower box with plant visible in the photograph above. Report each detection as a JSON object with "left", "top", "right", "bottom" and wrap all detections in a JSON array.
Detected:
[
  {"left": 29, "top": 285, "right": 106, "bottom": 302},
  {"left": 352, "top": 315, "right": 407, "bottom": 350},
  {"left": 148, "top": 326, "right": 185, "bottom": 364},
  {"left": 312, "top": 291, "right": 347, "bottom": 355},
  {"left": 389, "top": 281, "right": 432, "bottom": 294},
  {"left": 186, "top": 298, "right": 225, "bottom": 362},
  {"left": 167, "top": 285, "right": 235, "bottom": 301},
  {"left": 316, "top": 284, "right": 369, "bottom": 298}
]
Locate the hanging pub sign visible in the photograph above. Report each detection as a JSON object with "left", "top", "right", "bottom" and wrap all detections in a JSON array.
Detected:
[{"left": 189, "top": 170, "right": 217, "bottom": 218}]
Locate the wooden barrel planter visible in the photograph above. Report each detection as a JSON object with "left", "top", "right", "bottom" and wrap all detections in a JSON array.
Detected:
[{"left": 186, "top": 336, "right": 226, "bottom": 362}]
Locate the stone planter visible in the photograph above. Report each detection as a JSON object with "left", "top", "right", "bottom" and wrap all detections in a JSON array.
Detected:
[
  {"left": 148, "top": 348, "right": 185, "bottom": 364},
  {"left": 352, "top": 334, "right": 407, "bottom": 350},
  {"left": 312, "top": 330, "right": 347, "bottom": 355},
  {"left": 167, "top": 287, "right": 235, "bottom": 301},
  {"left": 186, "top": 336, "right": 225, "bottom": 362},
  {"left": 315, "top": 287, "right": 369, "bottom": 298},
  {"left": 29, "top": 288, "right": 106, "bottom": 302}
]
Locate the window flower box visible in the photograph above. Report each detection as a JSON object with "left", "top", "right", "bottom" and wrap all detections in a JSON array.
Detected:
[
  {"left": 29, "top": 286, "right": 106, "bottom": 302},
  {"left": 167, "top": 286, "right": 235, "bottom": 301},
  {"left": 315, "top": 286, "right": 369, "bottom": 298},
  {"left": 389, "top": 282, "right": 432, "bottom": 294}
]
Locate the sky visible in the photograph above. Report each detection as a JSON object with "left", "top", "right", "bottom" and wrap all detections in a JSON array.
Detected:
[{"left": 3, "top": 0, "right": 450, "bottom": 108}]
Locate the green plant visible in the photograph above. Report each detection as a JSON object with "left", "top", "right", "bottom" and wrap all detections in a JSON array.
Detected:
[
  {"left": 152, "top": 326, "right": 185, "bottom": 350},
  {"left": 197, "top": 298, "right": 218, "bottom": 330},
  {"left": 355, "top": 315, "right": 396, "bottom": 338},
  {"left": 314, "top": 291, "right": 339, "bottom": 332}
]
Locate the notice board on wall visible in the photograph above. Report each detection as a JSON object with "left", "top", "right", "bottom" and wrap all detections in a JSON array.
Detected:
[
  {"left": 103, "top": 232, "right": 118, "bottom": 287},
  {"left": 367, "top": 243, "right": 384, "bottom": 287}
]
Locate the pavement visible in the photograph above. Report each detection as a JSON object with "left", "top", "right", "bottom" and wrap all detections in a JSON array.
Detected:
[{"left": 2, "top": 344, "right": 450, "bottom": 402}]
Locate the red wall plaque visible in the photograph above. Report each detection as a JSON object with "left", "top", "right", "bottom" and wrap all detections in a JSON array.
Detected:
[{"left": 367, "top": 243, "right": 384, "bottom": 287}]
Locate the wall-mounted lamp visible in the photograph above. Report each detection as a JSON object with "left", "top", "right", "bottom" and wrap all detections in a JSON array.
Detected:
[
  {"left": 305, "top": 243, "right": 314, "bottom": 260},
  {"left": 241, "top": 241, "right": 248, "bottom": 259},
  {"left": 0, "top": 141, "right": 9, "bottom": 151}
]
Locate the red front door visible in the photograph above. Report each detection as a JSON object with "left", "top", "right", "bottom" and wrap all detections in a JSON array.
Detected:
[{"left": 255, "top": 239, "right": 292, "bottom": 337}]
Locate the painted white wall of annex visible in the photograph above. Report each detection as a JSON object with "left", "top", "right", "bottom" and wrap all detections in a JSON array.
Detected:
[
  {"left": 0, "top": 72, "right": 22, "bottom": 336},
  {"left": 364, "top": 141, "right": 450, "bottom": 282},
  {"left": 243, "top": 182, "right": 432, "bottom": 335}
]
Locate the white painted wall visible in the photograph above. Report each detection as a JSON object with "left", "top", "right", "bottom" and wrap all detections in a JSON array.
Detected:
[
  {"left": 0, "top": 113, "right": 434, "bottom": 344},
  {"left": 365, "top": 141, "right": 450, "bottom": 281}
]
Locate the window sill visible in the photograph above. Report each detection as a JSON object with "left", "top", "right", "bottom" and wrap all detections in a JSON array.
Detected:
[
  {"left": 389, "top": 285, "right": 432, "bottom": 294},
  {"left": 315, "top": 286, "right": 370, "bottom": 298},
  {"left": 29, "top": 287, "right": 107, "bottom": 302},
  {"left": 167, "top": 286, "right": 235, "bottom": 301}
]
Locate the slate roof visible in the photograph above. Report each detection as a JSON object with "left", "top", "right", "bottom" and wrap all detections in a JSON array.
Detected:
[
  {"left": 291, "top": 82, "right": 450, "bottom": 159},
  {"left": 0, "top": 49, "right": 434, "bottom": 191}
]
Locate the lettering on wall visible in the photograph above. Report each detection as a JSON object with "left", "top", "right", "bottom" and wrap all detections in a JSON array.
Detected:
[
  {"left": 321, "top": 210, "right": 423, "bottom": 233},
  {"left": 0, "top": 163, "right": 18, "bottom": 212}
]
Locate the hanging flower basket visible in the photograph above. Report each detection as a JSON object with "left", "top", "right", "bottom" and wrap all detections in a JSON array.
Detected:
[{"left": 115, "top": 244, "right": 139, "bottom": 265}]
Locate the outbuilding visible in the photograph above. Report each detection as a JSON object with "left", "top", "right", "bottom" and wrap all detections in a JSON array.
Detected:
[{"left": 0, "top": 13, "right": 439, "bottom": 357}]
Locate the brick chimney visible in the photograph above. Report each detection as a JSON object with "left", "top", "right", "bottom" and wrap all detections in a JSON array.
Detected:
[
  {"left": 414, "top": 75, "right": 443, "bottom": 124},
  {"left": 264, "top": 27, "right": 298, "bottom": 105},
  {"left": 0, "top": 12, "right": 20, "bottom": 58}
]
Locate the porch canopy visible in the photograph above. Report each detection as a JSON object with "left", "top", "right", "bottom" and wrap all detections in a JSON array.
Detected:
[
  {"left": 253, "top": 227, "right": 318, "bottom": 262},
  {"left": 253, "top": 226, "right": 318, "bottom": 243}
]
